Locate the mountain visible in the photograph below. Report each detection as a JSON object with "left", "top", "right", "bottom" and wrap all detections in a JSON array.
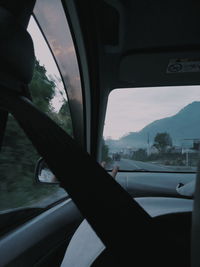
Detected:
[{"left": 106, "top": 101, "right": 200, "bottom": 151}]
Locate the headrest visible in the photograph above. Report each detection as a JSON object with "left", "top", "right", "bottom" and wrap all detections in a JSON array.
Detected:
[{"left": 0, "top": 7, "right": 35, "bottom": 90}]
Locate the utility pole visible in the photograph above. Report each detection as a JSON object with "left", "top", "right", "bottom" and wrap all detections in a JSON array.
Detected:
[
  {"left": 147, "top": 132, "right": 150, "bottom": 156},
  {"left": 186, "top": 150, "right": 189, "bottom": 166},
  {"left": 183, "top": 138, "right": 200, "bottom": 167}
]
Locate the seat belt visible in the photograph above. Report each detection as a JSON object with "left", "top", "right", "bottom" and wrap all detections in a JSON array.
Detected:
[
  {"left": 0, "top": 110, "right": 8, "bottom": 151},
  {"left": 191, "top": 161, "right": 200, "bottom": 267},
  {"left": 0, "top": 89, "right": 156, "bottom": 266}
]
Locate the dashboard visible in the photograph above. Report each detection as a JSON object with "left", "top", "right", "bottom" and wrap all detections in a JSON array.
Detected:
[{"left": 116, "top": 171, "right": 195, "bottom": 198}]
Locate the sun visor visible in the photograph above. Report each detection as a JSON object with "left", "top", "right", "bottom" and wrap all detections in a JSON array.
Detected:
[{"left": 119, "top": 51, "right": 200, "bottom": 87}]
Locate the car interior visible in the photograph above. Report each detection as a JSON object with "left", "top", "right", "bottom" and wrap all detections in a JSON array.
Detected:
[{"left": 0, "top": 0, "right": 200, "bottom": 266}]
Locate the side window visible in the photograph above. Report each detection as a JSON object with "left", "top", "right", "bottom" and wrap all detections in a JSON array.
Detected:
[
  {"left": 28, "top": 17, "right": 73, "bottom": 137},
  {"left": 0, "top": 18, "right": 73, "bottom": 214},
  {"left": 103, "top": 86, "right": 200, "bottom": 172}
]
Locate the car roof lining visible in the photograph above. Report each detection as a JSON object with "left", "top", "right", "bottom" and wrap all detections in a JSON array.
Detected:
[
  {"left": 73, "top": 0, "right": 200, "bottom": 90},
  {"left": 119, "top": 50, "right": 200, "bottom": 88}
]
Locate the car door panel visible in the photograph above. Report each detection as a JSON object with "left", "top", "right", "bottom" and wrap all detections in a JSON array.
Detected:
[{"left": 0, "top": 199, "right": 82, "bottom": 267}]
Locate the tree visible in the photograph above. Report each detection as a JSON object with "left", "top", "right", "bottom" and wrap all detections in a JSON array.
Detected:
[
  {"left": 30, "top": 59, "right": 73, "bottom": 137},
  {"left": 132, "top": 148, "right": 147, "bottom": 161},
  {"left": 53, "top": 101, "right": 73, "bottom": 137},
  {"left": 101, "top": 139, "right": 110, "bottom": 163},
  {"left": 0, "top": 59, "right": 62, "bottom": 210},
  {"left": 29, "top": 59, "right": 55, "bottom": 113},
  {"left": 153, "top": 132, "right": 172, "bottom": 153}
]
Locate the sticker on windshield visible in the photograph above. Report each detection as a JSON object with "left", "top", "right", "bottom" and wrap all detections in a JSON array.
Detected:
[{"left": 167, "top": 58, "right": 200, "bottom": 73}]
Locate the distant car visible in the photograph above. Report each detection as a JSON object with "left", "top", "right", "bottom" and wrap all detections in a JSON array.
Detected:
[{"left": 112, "top": 153, "right": 121, "bottom": 161}]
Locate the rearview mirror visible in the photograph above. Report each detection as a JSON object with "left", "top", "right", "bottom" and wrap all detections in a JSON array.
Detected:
[{"left": 35, "top": 158, "right": 59, "bottom": 184}]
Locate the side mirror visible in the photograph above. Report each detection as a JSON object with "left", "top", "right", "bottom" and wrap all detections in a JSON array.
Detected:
[{"left": 35, "top": 158, "right": 59, "bottom": 184}]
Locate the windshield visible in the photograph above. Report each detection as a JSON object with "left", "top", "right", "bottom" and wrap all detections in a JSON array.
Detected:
[{"left": 102, "top": 86, "right": 200, "bottom": 172}]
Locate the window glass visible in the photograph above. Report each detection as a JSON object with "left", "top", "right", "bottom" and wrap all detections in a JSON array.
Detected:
[
  {"left": 28, "top": 17, "right": 73, "bottom": 137},
  {"left": 0, "top": 114, "right": 67, "bottom": 212},
  {"left": 103, "top": 86, "right": 200, "bottom": 172},
  {"left": 0, "top": 17, "right": 73, "bottom": 214},
  {"left": 33, "top": 0, "right": 84, "bottom": 144}
]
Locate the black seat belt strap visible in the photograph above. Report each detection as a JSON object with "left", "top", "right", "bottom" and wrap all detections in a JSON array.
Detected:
[
  {"left": 0, "top": 90, "right": 154, "bottom": 266},
  {"left": 0, "top": 109, "right": 8, "bottom": 151}
]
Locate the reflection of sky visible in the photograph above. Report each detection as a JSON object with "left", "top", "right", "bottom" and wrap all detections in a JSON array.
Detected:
[{"left": 104, "top": 86, "right": 200, "bottom": 140}]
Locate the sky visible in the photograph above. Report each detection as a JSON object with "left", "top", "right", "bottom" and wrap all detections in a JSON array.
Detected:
[
  {"left": 33, "top": 0, "right": 82, "bottom": 104},
  {"left": 28, "top": 17, "right": 59, "bottom": 76},
  {"left": 28, "top": 0, "right": 82, "bottom": 110},
  {"left": 103, "top": 86, "right": 200, "bottom": 140},
  {"left": 28, "top": 16, "right": 200, "bottom": 141},
  {"left": 28, "top": 17, "right": 67, "bottom": 111}
]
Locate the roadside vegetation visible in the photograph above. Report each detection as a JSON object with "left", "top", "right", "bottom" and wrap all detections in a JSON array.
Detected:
[
  {"left": 0, "top": 59, "right": 72, "bottom": 211},
  {"left": 101, "top": 139, "right": 113, "bottom": 168},
  {"left": 131, "top": 132, "right": 199, "bottom": 169}
]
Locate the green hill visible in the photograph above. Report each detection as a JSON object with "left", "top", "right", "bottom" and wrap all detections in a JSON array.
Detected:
[{"left": 106, "top": 101, "right": 200, "bottom": 150}]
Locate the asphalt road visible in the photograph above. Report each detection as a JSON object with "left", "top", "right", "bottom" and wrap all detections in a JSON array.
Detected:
[{"left": 111, "top": 158, "right": 184, "bottom": 171}]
